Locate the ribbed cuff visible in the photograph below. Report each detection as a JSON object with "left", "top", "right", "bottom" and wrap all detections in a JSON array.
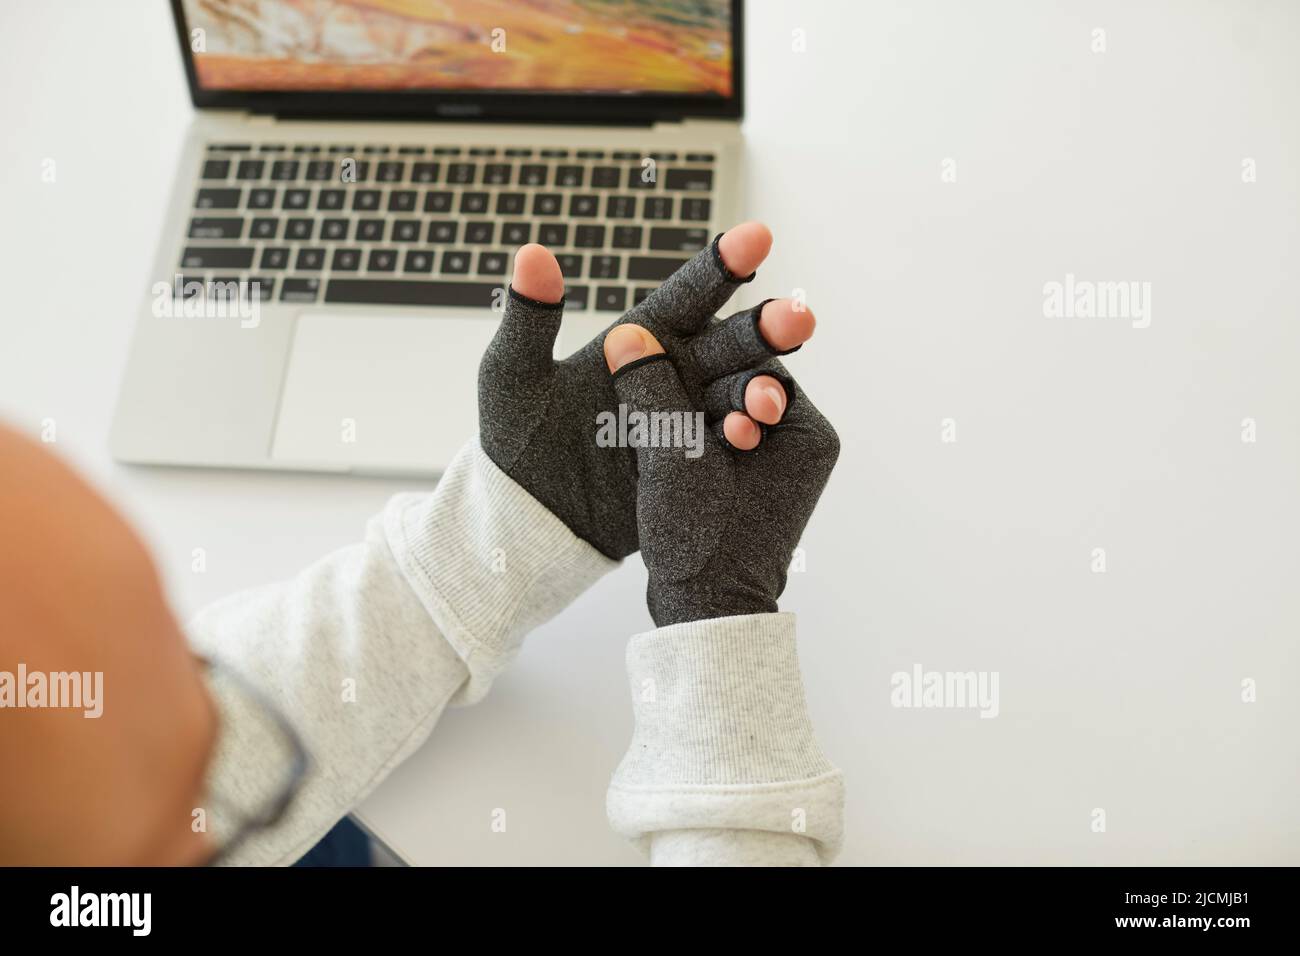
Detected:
[
  {"left": 607, "top": 613, "right": 844, "bottom": 862},
  {"left": 385, "top": 437, "right": 619, "bottom": 704}
]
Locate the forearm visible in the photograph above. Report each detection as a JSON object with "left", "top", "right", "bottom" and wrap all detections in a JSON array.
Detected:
[
  {"left": 191, "top": 438, "right": 618, "bottom": 865},
  {"left": 607, "top": 613, "right": 844, "bottom": 866}
]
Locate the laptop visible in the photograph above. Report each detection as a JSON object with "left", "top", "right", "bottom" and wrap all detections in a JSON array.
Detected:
[{"left": 110, "top": 0, "right": 745, "bottom": 476}]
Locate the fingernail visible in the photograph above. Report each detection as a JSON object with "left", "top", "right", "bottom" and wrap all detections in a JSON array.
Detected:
[
  {"left": 762, "top": 383, "right": 787, "bottom": 417},
  {"left": 606, "top": 326, "right": 646, "bottom": 370}
]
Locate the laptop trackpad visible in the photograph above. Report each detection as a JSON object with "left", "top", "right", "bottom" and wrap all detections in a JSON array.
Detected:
[{"left": 272, "top": 312, "right": 499, "bottom": 474}]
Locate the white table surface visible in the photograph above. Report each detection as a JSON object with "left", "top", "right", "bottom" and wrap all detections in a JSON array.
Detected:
[{"left": 3, "top": 0, "right": 1297, "bottom": 865}]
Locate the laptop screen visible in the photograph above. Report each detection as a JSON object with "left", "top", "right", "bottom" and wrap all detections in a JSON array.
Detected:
[{"left": 179, "top": 0, "right": 734, "bottom": 99}]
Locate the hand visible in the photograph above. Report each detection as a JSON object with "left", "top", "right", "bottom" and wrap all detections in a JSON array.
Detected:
[
  {"left": 601, "top": 286, "right": 840, "bottom": 626},
  {"left": 477, "top": 222, "right": 816, "bottom": 560}
]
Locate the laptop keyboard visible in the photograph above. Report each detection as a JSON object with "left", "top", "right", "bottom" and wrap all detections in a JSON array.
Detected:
[{"left": 179, "top": 142, "right": 719, "bottom": 312}]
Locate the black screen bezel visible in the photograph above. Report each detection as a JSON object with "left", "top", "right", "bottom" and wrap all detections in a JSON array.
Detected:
[{"left": 169, "top": 0, "right": 743, "bottom": 124}]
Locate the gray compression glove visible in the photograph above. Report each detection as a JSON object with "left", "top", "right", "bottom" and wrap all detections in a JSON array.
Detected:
[
  {"left": 478, "top": 237, "right": 800, "bottom": 561},
  {"left": 610, "top": 351, "right": 840, "bottom": 626}
]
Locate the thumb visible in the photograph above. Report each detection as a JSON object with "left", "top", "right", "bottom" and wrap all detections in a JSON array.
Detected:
[{"left": 485, "top": 244, "right": 564, "bottom": 382}]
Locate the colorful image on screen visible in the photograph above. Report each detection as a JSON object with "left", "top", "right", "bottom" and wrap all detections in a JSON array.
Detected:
[{"left": 182, "top": 0, "right": 732, "bottom": 97}]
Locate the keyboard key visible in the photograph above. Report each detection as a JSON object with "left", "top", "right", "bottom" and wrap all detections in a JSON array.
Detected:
[
  {"left": 377, "top": 161, "right": 406, "bottom": 183},
  {"left": 501, "top": 222, "right": 531, "bottom": 245},
  {"left": 368, "top": 249, "right": 398, "bottom": 272},
  {"left": 250, "top": 217, "right": 279, "bottom": 239},
  {"left": 209, "top": 143, "right": 252, "bottom": 152},
  {"left": 680, "top": 197, "right": 711, "bottom": 221},
  {"left": 196, "top": 188, "right": 241, "bottom": 209},
  {"left": 404, "top": 250, "right": 434, "bottom": 273},
  {"left": 628, "top": 256, "right": 688, "bottom": 281},
  {"left": 362, "top": 145, "right": 390, "bottom": 155},
  {"left": 569, "top": 194, "right": 599, "bottom": 217},
  {"left": 606, "top": 195, "right": 636, "bottom": 218},
  {"left": 612, "top": 226, "right": 643, "bottom": 249},
  {"left": 280, "top": 277, "right": 320, "bottom": 302},
  {"left": 332, "top": 249, "right": 362, "bottom": 272},
  {"left": 591, "top": 166, "right": 620, "bottom": 188},
  {"left": 533, "top": 194, "right": 562, "bottom": 216},
  {"left": 260, "top": 248, "right": 290, "bottom": 270},
  {"left": 496, "top": 192, "right": 526, "bottom": 215},
  {"left": 388, "top": 190, "right": 417, "bottom": 212},
  {"left": 538, "top": 223, "right": 568, "bottom": 246},
  {"left": 447, "top": 162, "right": 476, "bottom": 184},
  {"left": 633, "top": 286, "right": 656, "bottom": 305},
  {"left": 423, "top": 190, "right": 452, "bottom": 213},
  {"left": 181, "top": 246, "right": 254, "bottom": 269},
  {"left": 341, "top": 160, "right": 371, "bottom": 182},
  {"left": 328, "top": 145, "right": 357, "bottom": 154},
  {"left": 643, "top": 196, "right": 673, "bottom": 220},
  {"left": 293, "top": 145, "right": 322, "bottom": 154},
  {"left": 459, "top": 191, "right": 489, "bottom": 214},
  {"left": 470, "top": 147, "right": 498, "bottom": 157},
  {"left": 477, "top": 251, "right": 508, "bottom": 275},
  {"left": 650, "top": 151, "right": 679, "bottom": 161},
  {"left": 483, "top": 163, "right": 511, "bottom": 185},
  {"left": 245, "top": 276, "right": 275, "bottom": 300},
  {"left": 246, "top": 187, "right": 275, "bottom": 209},
  {"left": 392, "top": 220, "right": 421, "bottom": 242},
  {"left": 357, "top": 219, "right": 385, "bottom": 242},
  {"left": 295, "top": 248, "right": 325, "bottom": 270},
  {"left": 282, "top": 188, "right": 310, "bottom": 210},
  {"left": 612, "top": 150, "right": 641, "bottom": 161},
  {"left": 427, "top": 221, "right": 458, "bottom": 243},
  {"left": 576, "top": 149, "right": 605, "bottom": 159},
  {"left": 556, "top": 254, "right": 583, "bottom": 278},
  {"left": 202, "top": 159, "right": 230, "bottom": 180},
  {"left": 503, "top": 147, "right": 532, "bottom": 157},
  {"left": 321, "top": 218, "right": 349, "bottom": 240},
  {"left": 398, "top": 146, "right": 426, "bottom": 155},
  {"left": 325, "top": 279, "right": 501, "bottom": 307},
  {"left": 589, "top": 255, "right": 621, "bottom": 279},
  {"left": 575, "top": 225, "right": 605, "bottom": 248},
  {"left": 270, "top": 160, "right": 300, "bottom": 181},
  {"left": 519, "top": 164, "right": 548, "bottom": 186},
  {"left": 236, "top": 160, "right": 265, "bottom": 179},
  {"left": 188, "top": 217, "right": 243, "bottom": 240},
  {"left": 352, "top": 190, "right": 381, "bottom": 211},
  {"left": 666, "top": 168, "right": 714, "bottom": 191},
  {"left": 555, "top": 165, "right": 584, "bottom": 187},
  {"left": 317, "top": 189, "right": 346, "bottom": 210},
  {"left": 441, "top": 251, "right": 471, "bottom": 274},
  {"left": 433, "top": 146, "right": 462, "bottom": 156},
  {"left": 540, "top": 148, "right": 568, "bottom": 158},
  {"left": 685, "top": 152, "right": 716, "bottom": 163},
  {"left": 565, "top": 284, "right": 591, "bottom": 309},
  {"left": 259, "top": 144, "right": 287, "bottom": 153},
  {"left": 411, "top": 161, "right": 440, "bottom": 184},
  {"left": 464, "top": 221, "right": 495, "bottom": 244},
  {"left": 595, "top": 286, "right": 627, "bottom": 311},
  {"left": 286, "top": 218, "right": 314, "bottom": 240},
  {"left": 627, "top": 166, "right": 656, "bottom": 189},
  {"left": 649, "top": 227, "right": 709, "bottom": 252},
  {"left": 306, "top": 160, "right": 334, "bottom": 181}
]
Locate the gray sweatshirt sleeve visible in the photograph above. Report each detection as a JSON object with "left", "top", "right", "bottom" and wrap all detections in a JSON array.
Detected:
[
  {"left": 189, "top": 438, "right": 617, "bottom": 865},
  {"left": 607, "top": 613, "right": 845, "bottom": 866}
]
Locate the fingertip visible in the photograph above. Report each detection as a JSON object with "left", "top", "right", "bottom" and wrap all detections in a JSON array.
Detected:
[
  {"left": 744, "top": 374, "right": 788, "bottom": 425},
  {"left": 603, "top": 323, "right": 665, "bottom": 373},
  {"left": 511, "top": 243, "right": 564, "bottom": 304},
  {"left": 758, "top": 298, "right": 816, "bottom": 352},
  {"left": 723, "top": 411, "right": 762, "bottom": 451},
  {"left": 717, "top": 221, "right": 773, "bottom": 277}
]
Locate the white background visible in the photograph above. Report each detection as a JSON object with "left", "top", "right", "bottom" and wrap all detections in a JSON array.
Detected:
[{"left": 1, "top": 0, "right": 1297, "bottom": 865}]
